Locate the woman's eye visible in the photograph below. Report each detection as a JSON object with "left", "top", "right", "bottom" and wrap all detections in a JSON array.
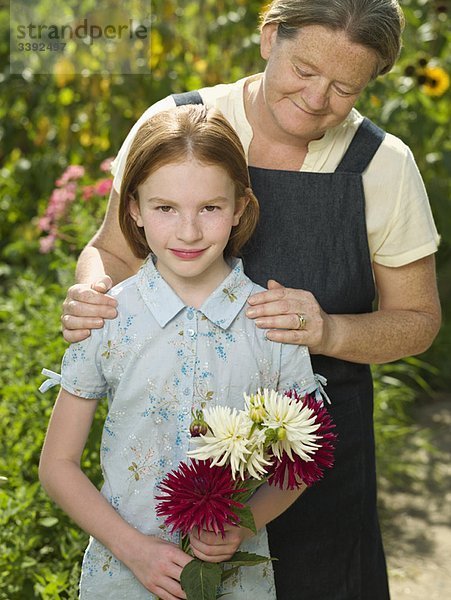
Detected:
[
  {"left": 294, "top": 66, "right": 312, "bottom": 78},
  {"left": 334, "top": 85, "right": 357, "bottom": 98}
]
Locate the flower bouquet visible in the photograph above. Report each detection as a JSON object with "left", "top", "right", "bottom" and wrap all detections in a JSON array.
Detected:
[{"left": 155, "top": 388, "right": 337, "bottom": 600}]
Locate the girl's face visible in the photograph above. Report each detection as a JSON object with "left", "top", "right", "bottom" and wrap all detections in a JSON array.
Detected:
[
  {"left": 259, "top": 24, "right": 379, "bottom": 144},
  {"left": 130, "top": 158, "right": 247, "bottom": 295}
]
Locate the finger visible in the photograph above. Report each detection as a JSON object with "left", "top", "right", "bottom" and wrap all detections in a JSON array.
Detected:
[
  {"left": 247, "top": 298, "right": 299, "bottom": 320},
  {"left": 91, "top": 275, "right": 113, "bottom": 293},
  {"left": 191, "top": 546, "right": 233, "bottom": 563},
  {"left": 62, "top": 328, "right": 91, "bottom": 344},
  {"left": 63, "top": 297, "right": 117, "bottom": 319},
  {"left": 247, "top": 285, "right": 288, "bottom": 307},
  {"left": 267, "top": 279, "right": 285, "bottom": 290},
  {"left": 68, "top": 285, "right": 117, "bottom": 307},
  {"left": 254, "top": 314, "right": 303, "bottom": 331},
  {"left": 153, "top": 582, "right": 186, "bottom": 600},
  {"left": 265, "top": 328, "right": 308, "bottom": 346}
]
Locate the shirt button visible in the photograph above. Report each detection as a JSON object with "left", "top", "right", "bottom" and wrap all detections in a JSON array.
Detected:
[
  {"left": 187, "top": 310, "right": 194, "bottom": 320},
  {"left": 187, "top": 328, "right": 195, "bottom": 337},
  {"left": 183, "top": 387, "right": 191, "bottom": 396}
]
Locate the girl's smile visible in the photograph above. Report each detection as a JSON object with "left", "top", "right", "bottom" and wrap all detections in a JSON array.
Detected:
[{"left": 130, "top": 158, "right": 247, "bottom": 305}]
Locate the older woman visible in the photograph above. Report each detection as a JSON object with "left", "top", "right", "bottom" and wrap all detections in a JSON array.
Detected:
[{"left": 62, "top": 1, "right": 441, "bottom": 598}]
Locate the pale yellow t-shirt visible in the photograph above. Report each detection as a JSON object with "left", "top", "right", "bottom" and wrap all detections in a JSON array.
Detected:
[{"left": 112, "top": 75, "right": 440, "bottom": 268}]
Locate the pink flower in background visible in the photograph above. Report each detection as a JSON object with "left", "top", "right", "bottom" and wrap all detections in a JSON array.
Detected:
[
  {"left": 38, "top": 216, "right": 52, "bottom": 232},
  {"left": 38, "top": 160, "right": 115, "bottom": 253},
  {"left": 39, "top": 233, "right": 57, "bottom": 253},
  {"left": 100, "top": 157, "right": 115, "bottom": 173},
  {"left": 94, "top": 178, "right": 112, "bottom": 196},
  {"left": 82, "top": 185, "right": 95, "bottom": 201},
  {"left": 56, "top": 165, "right": 85, "bottom": 187}
]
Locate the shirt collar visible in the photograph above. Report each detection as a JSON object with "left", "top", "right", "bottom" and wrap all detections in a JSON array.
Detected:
[{"left": 136, "top": 256, "right": 254, "bottom": 329}]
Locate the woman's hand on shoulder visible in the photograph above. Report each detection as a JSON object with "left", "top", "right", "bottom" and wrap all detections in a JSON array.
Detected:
[
  {"left": 246, "top": 279, "right": 334, "bottom": 354},
  {"left": 121, "top": 532, "right": 192, "bottom": 600},
  {"left": 61, "top": 276, "right": 118, "bottom": 343}
]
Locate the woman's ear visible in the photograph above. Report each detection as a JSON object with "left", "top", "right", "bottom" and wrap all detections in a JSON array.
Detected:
[
  {"left": 129, "top": 196, "right": 143, "bottom": 227},
  {"left": 260, "top": 23, "right": 279, "bottom": 60},
  {"left": 233, "top": 195, "right": 249, "bottom": 226}
]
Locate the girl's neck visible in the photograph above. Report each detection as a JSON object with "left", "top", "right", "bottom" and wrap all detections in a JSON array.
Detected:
[{"left": 155, "top": 259, "right": 232, "bottom": 309}]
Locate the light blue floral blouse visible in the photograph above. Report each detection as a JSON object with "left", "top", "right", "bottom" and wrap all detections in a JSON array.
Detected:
[{"left": 46, "top": 257, "right": 322, "bottom": 599}]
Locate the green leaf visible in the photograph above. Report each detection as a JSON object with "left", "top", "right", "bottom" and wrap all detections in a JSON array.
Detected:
[
  {"left": 233, "top": 505, "right": 257, "bottom": 534},
  {"left": 180, "top": 559, "right": 222, "bottom": 600},
  {"left": 38, "top": 517, "right": 59, "bottom": 528},
  {"left": 221, "top": 551, "right": 273, "bottom": 584},
  {"left": 224, "top": 550, "right": 273, "bottom": 567},
  {"left": 234, "top": 477, "right": 267, "bottom": 503}
]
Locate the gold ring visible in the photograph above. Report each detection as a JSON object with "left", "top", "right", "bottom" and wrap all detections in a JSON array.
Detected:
[{"left": 297, "top": 313, "right": 307, "bottom": 330}]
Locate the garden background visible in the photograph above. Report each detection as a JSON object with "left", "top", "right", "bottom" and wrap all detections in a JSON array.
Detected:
[{"left": 0, "top": 1, "right": 450, "bottom": 598}]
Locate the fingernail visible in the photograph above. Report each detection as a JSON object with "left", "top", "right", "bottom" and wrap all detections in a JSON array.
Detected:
[
  {"left": 255, "top": 320, "right": 264, "bottom": 327},
  {"left": 246, "top": 309, "right": 256, "bottom": 317}
]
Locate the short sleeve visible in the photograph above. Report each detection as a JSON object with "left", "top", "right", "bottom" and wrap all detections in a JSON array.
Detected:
[
  {"left": 364, "top": 136, "right": 440, "bottom": 267},
  {"left": 60, "top": 328, "right": 108, "bottom": 399},
  {"left": 111, "top": 96, "right": 176, "bottom": 193},
  {"left": 277, "top": 343, "right": 316, "bottom": 396}
]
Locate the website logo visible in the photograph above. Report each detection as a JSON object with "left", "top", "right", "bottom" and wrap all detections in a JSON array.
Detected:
[{"left": 10, "top": 0, "right": 152, "bottom": 75}]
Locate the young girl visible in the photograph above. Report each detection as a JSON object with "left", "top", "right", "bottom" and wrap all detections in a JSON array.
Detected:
[{"left": 39, "top": 105, "right": 324, "bottom": 600}]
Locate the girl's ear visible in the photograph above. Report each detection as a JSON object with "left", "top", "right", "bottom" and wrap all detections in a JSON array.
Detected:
[
  {"left": 260, "top": 23, "right": 279, "bottom": 61},
  {"left": 232, "top": 195, "right": 249, "bottom": 226},
  {"left": 129, "top": 196, "right": 143, "bottom": 227}
]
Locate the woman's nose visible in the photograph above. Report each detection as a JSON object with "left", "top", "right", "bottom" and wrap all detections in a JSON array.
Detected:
[{"left": 301, "top": 79, "right": 329, "bottom": 111}]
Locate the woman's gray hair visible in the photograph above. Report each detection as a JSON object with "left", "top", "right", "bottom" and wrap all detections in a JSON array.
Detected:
[{"left": 260, "top": 0, "right": 405, "bottom": 77}]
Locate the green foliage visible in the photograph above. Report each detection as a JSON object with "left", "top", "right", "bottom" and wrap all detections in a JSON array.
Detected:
[
  {"left": 0, "top": 269, "right": 107, "bottom": 598},
  {"left": 1, "top": 0, "right": 449, "bottom": 597}
]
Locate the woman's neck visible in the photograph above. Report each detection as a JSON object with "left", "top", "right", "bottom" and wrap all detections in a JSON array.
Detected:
[{"left": 244, "top": 76, "right": 311, "bottom": 170}]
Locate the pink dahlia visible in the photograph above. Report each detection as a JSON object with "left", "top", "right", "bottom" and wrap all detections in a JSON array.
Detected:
[
  {"left": 155, "top": 459, "right": 246, "bottom": 537},
  {"left": 268, "top": 391, "right": 337, "bottom": 489}
]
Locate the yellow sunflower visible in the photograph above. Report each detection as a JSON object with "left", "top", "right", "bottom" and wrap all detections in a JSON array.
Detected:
[{"left": 420, "top": 65, "right": 450, "bottom": 97}]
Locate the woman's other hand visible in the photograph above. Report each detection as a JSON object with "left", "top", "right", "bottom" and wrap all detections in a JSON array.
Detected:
[
  {"left": 61, "top": 276, "right": 118, "bottom": 343},
  {"left": 246, "top": 279, "right": 333, "bottom": 353}
]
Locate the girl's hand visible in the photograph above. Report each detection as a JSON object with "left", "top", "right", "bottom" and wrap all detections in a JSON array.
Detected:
[
  {"left": 188, "top": 525, "right": 252, "bottom": 563},
  {"left": 246, "top": 279, "right": 333, "bottom": 354},
  {"left": 121, "top": 533, "right": 192, "bottom": 600},
  {"left": 61, "top": 276, "right": 117, "bottom": 343}
]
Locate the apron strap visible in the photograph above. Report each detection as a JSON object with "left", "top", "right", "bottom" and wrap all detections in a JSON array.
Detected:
[
  {"left": 172, "top": 90, "right": 204, "bottom": 106},
  {"left": 335, "top": 117, "right": 385, "bottom": 174}
]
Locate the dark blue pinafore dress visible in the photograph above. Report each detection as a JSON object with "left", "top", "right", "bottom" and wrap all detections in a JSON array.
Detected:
[{"left": 173, "top": 91, "right": 390, "bottom": 600}]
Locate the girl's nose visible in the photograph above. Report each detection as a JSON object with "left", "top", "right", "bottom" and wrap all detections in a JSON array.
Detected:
[{"left": 176, "top": 215, "right": 203, "bottom": 243}]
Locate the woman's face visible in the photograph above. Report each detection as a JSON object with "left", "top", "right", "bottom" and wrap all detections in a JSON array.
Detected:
[{"left": 260, "top": 24, "right": 379, "bottom": 143}]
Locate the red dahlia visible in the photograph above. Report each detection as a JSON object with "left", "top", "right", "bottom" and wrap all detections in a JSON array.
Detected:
[
  {"left": 155, "top": 459, "right": 246, "bottom": 537},
  {"left": 268, "top": 391, "right": 337, "bottom": 489}
]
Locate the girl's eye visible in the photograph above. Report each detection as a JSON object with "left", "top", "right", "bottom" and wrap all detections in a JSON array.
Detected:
[
  {"left": 157, "top": 206, "right": 173, "bottom": 213},
  {"left": 203, "top": 205, "right": 218, "bottom": 212}
]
